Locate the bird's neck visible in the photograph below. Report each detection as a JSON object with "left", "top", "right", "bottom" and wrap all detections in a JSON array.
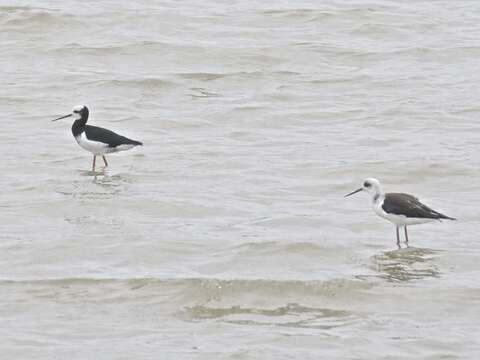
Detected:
[
  {"left": 71, "top": 118, "right": 87, "bottom": 137},
  {"left": 372, "top": 191, "right": 384, "bottom": 204}
]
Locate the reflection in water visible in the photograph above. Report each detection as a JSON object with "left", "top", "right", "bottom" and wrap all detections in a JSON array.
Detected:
[
  {"left": 92, "top": 173, "right": 131, "bottom": 188},
  {"left": 56, "top": 172, "right": 132, "bottom": 199},
  {"left": 371, "top": 247, "right": 441, "bottom": 282},
  {"left": 181, "top": 303, "right": 354, "bottom": 329},
  {"left": 79, "top": 169, "right": 106, "bottom": 177}
]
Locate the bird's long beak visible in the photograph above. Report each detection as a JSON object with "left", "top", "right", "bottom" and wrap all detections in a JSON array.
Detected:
[
  {"left": 344, "top": 188, "right": 363, "bottom": 197},
  {"left": 52, "top": 113, "right": 72, "bottom": 121}
]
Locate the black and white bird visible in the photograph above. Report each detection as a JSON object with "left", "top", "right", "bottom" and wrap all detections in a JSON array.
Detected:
[
  {"left": 52, "top": 105, "right": 142, "bottom": 172},
  {"left": 345, "top": 178, "right": 455, "bottom": 247}
]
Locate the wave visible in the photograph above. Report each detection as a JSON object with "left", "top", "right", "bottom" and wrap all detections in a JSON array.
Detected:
[
  {"left": 180, "top": 302, "right": 357, "bottom": 329},
  {"left": 0, "top": 276, "right": 372, "bottom": 299},
  {"left": 0, "top": 275, "right": 369, "bottom": 285},
  {"left": 1, "top": 8, "right": 70, "bottom": 28},
  {"left": 0, "top": 276, "right": 371, "bottom": 329},
  {"left": 183, "top": 302, "right": 348, "bottom": 319},
  {"left": 0, "top": 276, "right": 369, "bottom": 328},
  {"left": 46, "top": 40, "right": 175, "bottom": 56},
  {"left": 179, "top": 70, "right": 300, "bottom": 80},
  {"left": 85, "top": 78, "right": 176, "bottom": 90},
  {"left": 0, "top": 6, "right": 47, "bottom": 11}
]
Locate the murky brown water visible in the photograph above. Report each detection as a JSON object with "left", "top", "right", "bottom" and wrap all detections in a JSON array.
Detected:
[{"left": 1, "top": 1, "right": 479, "bottom": 358}]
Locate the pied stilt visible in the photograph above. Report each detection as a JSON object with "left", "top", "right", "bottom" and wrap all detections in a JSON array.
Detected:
[
  {"left": 345, "top": 178, "right": 456, "bottom": 247},
  {"left": 52, "top": 105, "right": 142, "bottom": 172}
]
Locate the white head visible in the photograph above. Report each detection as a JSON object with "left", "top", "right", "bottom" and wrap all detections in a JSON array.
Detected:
[
  {"left": 345, "top": 178, "right": 383, "bottom": 199},
  {"left": 52, "top": 105, "right": 89, "bottom": 122}
]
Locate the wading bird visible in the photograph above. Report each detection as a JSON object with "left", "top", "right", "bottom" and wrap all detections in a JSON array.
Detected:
[
  {"left": 53, "top": 105, "right": 142, "bottom": 172},
  {"left": 345, "top": 178, "right": 455, "bottom": 247}
]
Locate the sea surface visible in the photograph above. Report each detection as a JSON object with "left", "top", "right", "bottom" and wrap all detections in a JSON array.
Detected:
[{"left": 1, "top": 0, "right": 479, "bottom": 358}]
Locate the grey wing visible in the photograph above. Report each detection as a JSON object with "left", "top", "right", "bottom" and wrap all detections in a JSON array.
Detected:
[{"left": 382, "top": 193, "right": 453, "bottom": 219}]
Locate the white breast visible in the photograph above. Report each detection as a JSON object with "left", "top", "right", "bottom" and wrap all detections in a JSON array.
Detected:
[{"left": 75, "top": 132, "right": 112, "bottom": 155}]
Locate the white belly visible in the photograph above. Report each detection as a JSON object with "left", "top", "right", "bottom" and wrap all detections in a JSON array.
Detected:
[
  {"left": 373, "top": 200, "right": 435, "bottom": 227},
  {"left": 75, "top": 133, "right": 136, "bottom": 155},
  {"left": 75, "top": 133, "right": 112, "bottom": 155}
]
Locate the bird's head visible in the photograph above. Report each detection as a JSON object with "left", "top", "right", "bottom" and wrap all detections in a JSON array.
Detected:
[
  {"left": 345, "top": 178, "right": 383, "bottom": 198},
  {"left": 52, "top": 105, "right": 89, "bottom": 122}
]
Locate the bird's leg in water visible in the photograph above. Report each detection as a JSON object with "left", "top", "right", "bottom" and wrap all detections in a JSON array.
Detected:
[
  {"left": 92, "top": 155, "right": 96, "bottom": 172},
  {"left": 396, "top": 226, "right": 400, "bottom": 249},
  {"left": 102, "top": 156, "right": 108, "bottom": 167}
]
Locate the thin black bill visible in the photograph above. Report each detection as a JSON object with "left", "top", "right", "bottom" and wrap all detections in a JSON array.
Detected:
[
  {"left": 344, "top": 188, "right": 363, "bottom": 197},
  {"left": 52, "top": 113, "right": 73, "bottom": 121}
]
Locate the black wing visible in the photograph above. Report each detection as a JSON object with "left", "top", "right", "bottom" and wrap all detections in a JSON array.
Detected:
[
  {"left": 382, "top": 193, "right": 455, "bottom": 220},
  {"left": 85, "top": 125, "right": 142, "bottom": 148}
]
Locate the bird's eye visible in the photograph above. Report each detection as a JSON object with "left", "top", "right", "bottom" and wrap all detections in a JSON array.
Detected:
[{"left": 363, "top": 182, "right": 371, "bottom": 188}]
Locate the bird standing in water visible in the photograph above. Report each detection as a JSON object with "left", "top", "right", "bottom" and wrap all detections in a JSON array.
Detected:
[
  {"left": 345, "top": 178, "right": 456, "bottom": 247},
  {"left": 53, "top": 105, "right": 142, "bottom": 172}
]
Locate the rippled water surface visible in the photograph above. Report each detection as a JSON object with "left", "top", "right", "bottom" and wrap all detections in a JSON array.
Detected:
[{"left": 1, "top": 0, "right": 480, "bottom": 358}]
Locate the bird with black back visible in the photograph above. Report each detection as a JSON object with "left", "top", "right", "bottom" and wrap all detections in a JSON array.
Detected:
[
  {"left": 53, "top": 105, "right": 142, "bottom": 172},
  {"left": 345, "top": 178, "right": 456, "bottom": 248}
]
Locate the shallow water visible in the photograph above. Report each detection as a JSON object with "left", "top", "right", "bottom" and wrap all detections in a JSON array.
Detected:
[{"left": 1, "top": 0, "right": 480, "bottom": 358}]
